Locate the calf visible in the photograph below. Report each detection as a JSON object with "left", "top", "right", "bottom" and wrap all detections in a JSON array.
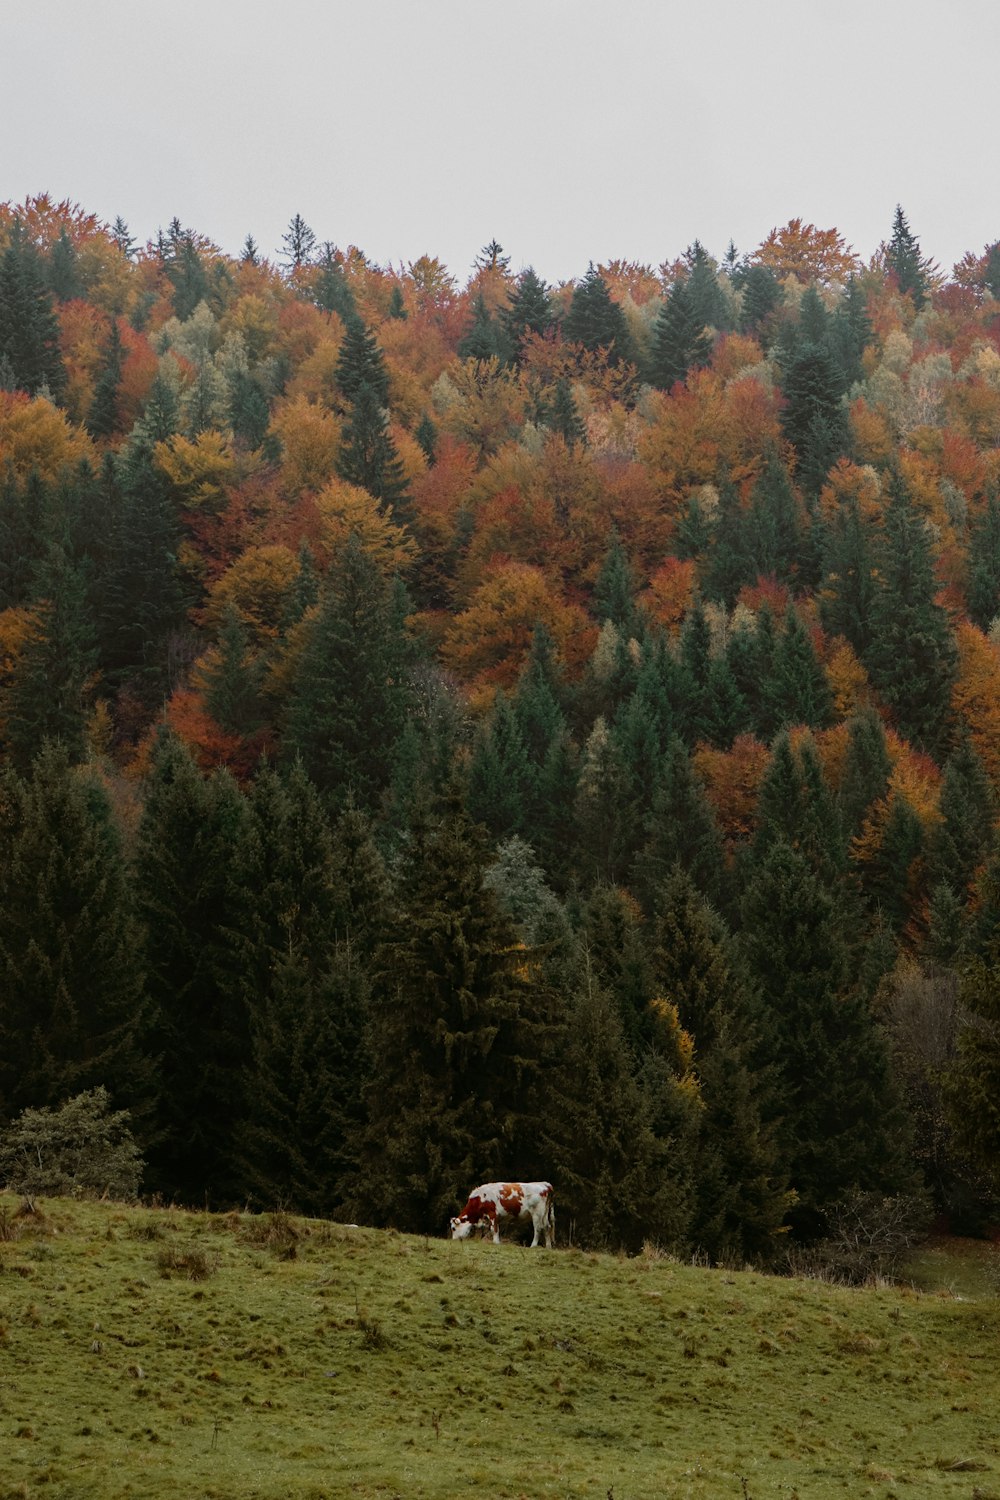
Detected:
[{"left": 450, "top": 1181, "right": 554, "bottom": 1247}]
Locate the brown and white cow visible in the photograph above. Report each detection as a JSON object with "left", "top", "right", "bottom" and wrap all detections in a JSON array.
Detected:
[{"left": 449, "top": 1181, "right": 555, "bottom": 1247}]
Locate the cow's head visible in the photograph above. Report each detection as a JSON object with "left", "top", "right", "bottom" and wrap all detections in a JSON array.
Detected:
[{"left": 449, "top": 1214, "right": 474, "bottom": 1240}]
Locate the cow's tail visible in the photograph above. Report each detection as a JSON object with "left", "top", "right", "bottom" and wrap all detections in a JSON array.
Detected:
[{"left": 546, "top": 1184, "right": 555, "bottom": 1246}]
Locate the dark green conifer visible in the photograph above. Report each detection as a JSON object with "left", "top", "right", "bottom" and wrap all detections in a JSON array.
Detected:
[
  {"left": 966, "top": 494, "right": 1000, "bottom": 631},
  {"left": 634, "top": 736, "right": 726, "bottom": 911},
  {"left": 0, "top": 228, "right": 67, "bottom": 398},
  {"left": 48, "top": 228, "right": 81, "bottom": 302},
  {"left": 819, "top": 492, "right": 877, "bottom": 653},
  {"left": 202, "top": 603, "right": 264, "bottom": 736},
  {"left": 0, "top": 744, "right": 153, "bottom": 1127},
  {"left": 885, "top": 205, "right": 930, "bottom": 309},
  {"left": 501, "top": 267, "right": 554, "bottom": 362},
  {"left": 549, "top": 376, "right": 586, "bottom": 448},
  {"left": 334, "top": 316, "right": 390, "bottom": 406},
  {"left": 458, "top": 293, "right": 509, "bottom": 363},
  {"left": 135, "top": 734, "right": 251, "bottom": 1204},
  {"left": 284, "top": 535, "right": 410, "bottom": 812},
  {"left": 647, "top": 276, "right": 712, "bottom": 390},
  {"left": 838, "top": 706, "right": 891, "bottom": 839},
  {"left": 415, "top": 412, "right": 438, "bottom": 465},
  {"left": 563, "top": 264, "right": 635, "bottom": 367},
  {"left": 467, "top": 692, "right": 536, "bottom": 840},
  {"left": 769, "top": 606, "right": 834, "bottom": 732},
  {"left": 86, "top": 317, "right": 125, "bottom": 439},
  {"left": 866, "top": 475, "right": 957, "bottom": 757},
  {"left": 336, "top": 383, "right": 409, "bottom": 511}
]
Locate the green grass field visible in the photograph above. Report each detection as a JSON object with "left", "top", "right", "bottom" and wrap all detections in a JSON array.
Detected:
[{"left": 1, "top": 1194, "right": 998, "bottom": 1499}]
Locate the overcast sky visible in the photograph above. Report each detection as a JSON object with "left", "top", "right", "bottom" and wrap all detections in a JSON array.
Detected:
[{"left": 6, "top": 0, "right": 998, "bottom": 285}]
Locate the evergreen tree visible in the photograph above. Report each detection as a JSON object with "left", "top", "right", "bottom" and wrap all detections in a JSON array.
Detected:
[
  {"left": 111, "top": 217, "right": 136, "bottom": 259},
  {"left": 165, "top": 231, "right": 209, "bottom": 321},
  {"left": 544, "top": 968, "right": 688, "bottom": 1251},
  {"left": 279, "top": 213, "right": 316, "bottom": 274},
  {"left": 634, "top": 735, "right": 727, "bottom": 911},
  {"left": 387, "top": 284, "right": 407, "bottom": 319},
  {"left": 860, "top": 793, "right": 924, "bottom": 934},
  {"left": 563, "top": 264, "right": 635, "bottom": 367},
  {"left": 47, "top": 228, "right": 81, "bottom": 303},
  {"left": 336, "top": 383, "right": 409, "bottom": 510},
  {"left": 467, "top": 691, "right": 536, "bottom": 839},
  {"left": 769, "top": 606, "right": 834, "bottom": 732},
  {"left": 830, "top": 275, "right": 873, "bottom": 387},
  {"left": 746, "top": 457, "right": 805, "bottom": 587},
  {"left": 593, "top": 530, "right": 638, "bottom": 632},
  {"left": 738, "top": 264, "right": 782, "bottom": 340},
  {"left": 202, "top": 603, "right": 264, "bottom": 736},
  {"left": 819, "top": 492, "right": 877, "bottom": 653},
  {"left": 780, "top": 344, "right": 847, "bottom": 493},
  {"left": 86, "top": 316, "right": 125, "bottom": 439},
  {"left": 135, "top": 734, "right": 251, "bottom": 1204},
  {"left": 314, "top": 244, "right": 356, "bottom": 319},
  {"left": 334, "top": 315, "right": 390, "bottom": 406},
  {"left": 240, "top": 234, "right": 260, "bottom": 266},
  {"left": 945, "top": 873, "right": 1000, "bottom": 1182},
  {"left": 284, "top": 535, "right": 410, "bottom": 812},
  {"left": 502, "top": 267, "right": 554, "bottom": 362},
  {"left": 885, "top": 205, "right": 930, "bottom": 309},
  {"left": 927, "top": 736, "right": 997, "bottom": 901},
  {"left": 647, "top": 276, "right": 712, "bottom": 390},
  {"left": 414, "top": 411, "right": 438, "bottom": 465},
  {"left": 5, "top": 542, "right": 97, "bottom": 770},
  {"left": 838, "top": 706, "right": 891, "bottom": 839},
  {"left": 703, "top": 479, "right": 754, "bottom": 607},
  {"left": 0, "top": 228, "right": 67, "bottom": 398},
  {"left": 548, "top": 377, "right": 586, "bottom": 448},
  {"left": 966, "top": 493, "right": 1000, "bottom": 631},
  {"left": 740, "top": 839, "right": 915, "bottom": 1238},
  {"left": 458, "top": 293, "right": 510, "bottom": 363},
  {"left": 685, "top": 241, "right": 730, "bottom": 332},
  {"left": 0, "top": 469, "right": 48, "bottom": 609},
  {"left": 0, "top": 745, "right": 153, "bottom": 1128},
  {"left": 866, "top": 475, "right": 957, "bottom": 757},
  {"left": 355, "top": 794, "right": 555, "bottom": 1232}
]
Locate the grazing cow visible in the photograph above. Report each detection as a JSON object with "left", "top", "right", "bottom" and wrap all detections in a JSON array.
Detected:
[{"left": 450, "top": 1181, "right": 555, "bottom": 1247}]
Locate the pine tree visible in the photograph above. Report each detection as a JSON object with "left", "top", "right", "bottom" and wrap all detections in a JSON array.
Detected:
[
  {"left": 685, "top": 241, "right": 730, "bottom": 332},
  {"left": 703, "top": 479, "right": 754, "bottom": 607},
  {"left": 284, "top": 535, "right": 410, "bottom": 812},
  {"left": 202, "top": 603, "right": 264, "bottom": 736},
  {"left": 593, "top": 530, "right": 637, "bottom": 631},
  {"left": 111, "top": 217, "right": 136, "bottom": 259},
  {"left": 240, "top": 234, "right": 259, "bottom": 266},
  {"left": 780, "top": 344, "right": 847, "bottom": 493},
  {"left": 738, "top": 264, "right": 782, "bottom": 340},
  {"left": 866, "top": 475, "right": 957, "bottom": 757},
  {"left": 314, "top": 244, "right": 356, "bottom": 320},
  {"left": 467, "top": 691, "right": 536, "bottom": 839},
  {"left": 746, "top": 457, "right": 805, "bottom": 587},
  {"left": 927, "top": 736, "right": 997, "bottom": 901},
  {"left": 414, "top": 412, "right": 438, "bottom": 464},
  {"left": 48, "top": 228, "right": 82, "bottom": 303},
  {"left": 945, "top": 872, "right": 1000, "bottom": 1180},
  {"left": 860, "top": 793, "right": 924, "bottom": 934},
  {"left": 830, "top": 275, "right": 873, "bottom": 387},
  {"left": 135, "top": 734, "right": 251, "bottom": 1204},
  {"left": 0, "top": 745, "right": 154, "bottom": 1128}
]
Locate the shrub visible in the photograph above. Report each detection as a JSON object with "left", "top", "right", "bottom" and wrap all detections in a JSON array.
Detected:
[
  {"left": 0, "top": 1088, "right": 143, "bottom": 1201},
  {"left": 785, "top": 1190, "right": 930, "bottom": 1284}
]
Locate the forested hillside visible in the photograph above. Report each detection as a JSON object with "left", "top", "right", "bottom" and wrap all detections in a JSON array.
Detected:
[{"left": 1, "top": 195, "right": 999, "bottom": 1257}]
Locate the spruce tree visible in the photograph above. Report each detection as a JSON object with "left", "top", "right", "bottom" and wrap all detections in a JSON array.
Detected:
[
  {"left": 865, "top": 475, "right": 957, "bottom": 757},
  {"left": 563, "top": 264, "right": 635, "bottom": 367},
  {"left": 885, "top": 205, "right": 930, "bottom": 309},
  {"left": 647, "top": 276, "right": 712, "bottom": 390},
  {"left": 819, "top": 492, "right": 877, "bottom": 654},
  {"left": 355, "top": 793, "right": 554, "bottom": 1232},
  {"left": 738, "top": 264, "right": 782, "bottom": 340},
  {"left": 746, "top": 457, "right": 805, "bottom": 587},
  {"left": 334, "top": 316, "right": 390, "bottom": 406},
  {"left": 593, "top": 530, "right": 638, "bottom": 632},
  {"left": 458, "top": 293, "right": 510, "bottom": 363},
  {"left": 86, "top": 316, "right": 124, "bottom": 439},
  {"left": 634, "top": 736, "right": 726, "bottom": 911},
  {"left": 740, "top": 838, "right": 915, "bottom": 1238},
  {"left": 838, "top": 706, "right": 891, "bottom": 839},
  {"left": 927, "top": 736, "right": 997, "bottom": 901},
  {"left": 780, "top": 344, "right": 848, "bottom": 493},
  {"left": 0, "top": 229, "right": 67, "bottom": 398},
  {"left": 966, "top": 493, "right": 1000, "bottom": 631},
  {"left": 135, "top": 734, "right": 251, "bottom": 1205},
  {"left": 549, "top": 377, "right": 586, "bottom": 448},
  {"left": 502, "top": 267, "right": 554, "bottom": 362},
  {"left": 48, "top": 228, "right": 82, "bottom": 303},
  {"left": 336, "top": 383, "right": 409, "bottom": 511},
  {"left": 284, "top": 535, "right": 411, "bottom": 812},
  {"left": 769, "top": 606, "right": 834, "bottom": 732},
  {"left": 467, "top": 691, "right": 536, "bottom": 840},
  {"left": 0, "top": 745, "right": 153, "bottom": 1128}
]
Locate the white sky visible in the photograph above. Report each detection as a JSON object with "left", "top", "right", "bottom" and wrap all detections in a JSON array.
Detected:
[{"left": 5, "top": 0, "right": 998, "bottom": 285}]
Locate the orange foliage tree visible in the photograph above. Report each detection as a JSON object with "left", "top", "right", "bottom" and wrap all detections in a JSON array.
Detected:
[{"left": 753, "top": 219, "right": 861, "bottom": 286}]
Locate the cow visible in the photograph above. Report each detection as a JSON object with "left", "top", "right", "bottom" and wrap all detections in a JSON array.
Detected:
[{"left": 449, "top": 1181, "right": 555, "bottom": 1247}]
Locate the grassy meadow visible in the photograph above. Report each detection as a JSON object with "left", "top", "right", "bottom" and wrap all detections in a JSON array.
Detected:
[{"left": 1, "top": 1194, "right": 998, "bottom": 1500}]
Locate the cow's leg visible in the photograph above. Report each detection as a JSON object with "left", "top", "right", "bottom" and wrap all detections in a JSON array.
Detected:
[
  {"left": 529, "top": 1216, "right": 541, "bottom": 1247},
  {"left": 489, "top": 1210, "right": 501, "bottom": 1244}
]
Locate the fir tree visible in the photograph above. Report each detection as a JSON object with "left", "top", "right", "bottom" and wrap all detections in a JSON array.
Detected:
[
  {"left": 819, "top": 491, "right": 877, "bottom": 653},
  {"left": 780, "top": 344, "right": 847, "bottom": 493},
  {"left": 467, "top": 691, "right": 536, "bottom": 840},
  {"left": 838, "top": 706, "right": 891, "bottom": 839},
  {"left": 769, "top": 606, "right": 834, "bottom": 732},
  {"left": 548, "top": 377, "right": 586, "bottom": 448},
  {"left": 685, "top": 241, "right": 730, "bottom": 332},
  {"left": 414, "top": 412, "right": 438, "bottom": 464},
  {"left": 48, "top": 228, "right": 81, "bottom": 303},
  {"left": 746, "top": 457, "right": 805, "bottom": 587},
  {"left": 634, "top": 736, "right": 727, "bottom": 911},
  {"left": 738, "top": 263, "right": 782, "bottom": 340},
  {"left": 458, "top": 293, "right": 509, "bottom": 363},
  {"left": 966, "top": 493, "right": 1000, "bottom": 631},
  {"left": 314, "top": 244, "right": 356, "bottom": 319},
  {"left": 593, "top": 530, "right": 638, "bottom": 632},
  {"left": 86, "top": 316, "right": 125, "bottom": 439},
  {"left": 202, "top": 603, "right": 264, "bottom": 736},
  {"left": 927, "top": 736, "right": 997, "bottom": 901},
  {"left": 279, "top": 213, "right": 316, "bottom": 274},
  {"left": 0, "top": 228, "right": 67, "bottom": 398}
]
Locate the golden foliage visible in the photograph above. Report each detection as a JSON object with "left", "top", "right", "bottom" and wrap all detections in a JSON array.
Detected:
[
  {"left": 268, "top": 396, "right": 341, "bottom": 495},
  {"left": 0, "top": 391, "right": 95, "bottom": 481},
  {"left": 203, "top": 545, "right": 300, "bottom": 643},
  {"left": 313, "top": 478, "right": 416, "bottom": 578},
  {"left": 753, "top": 219, "right": 861, "bottom": 286},
  {"left": 441, "top": 562, "right": 592, "bottom": 693}
]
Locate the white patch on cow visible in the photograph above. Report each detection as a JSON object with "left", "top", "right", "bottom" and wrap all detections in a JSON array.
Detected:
[{"left": 449, "top": 1181, "right": 555, "bottom": 1247}]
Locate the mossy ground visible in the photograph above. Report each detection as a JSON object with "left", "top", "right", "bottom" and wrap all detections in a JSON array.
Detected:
[{"left": 1, "top": 1195, "right": 998, "bottom": 1499}]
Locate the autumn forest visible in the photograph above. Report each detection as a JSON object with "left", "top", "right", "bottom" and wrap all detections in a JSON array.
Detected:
[{"left": 2, "top": 196, "right": 1000, "bottom": 1260}]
